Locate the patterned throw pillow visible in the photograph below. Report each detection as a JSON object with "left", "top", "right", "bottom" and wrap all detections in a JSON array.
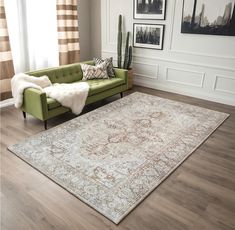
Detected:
[
  {"left": 81, "top": 62, "right": 109, "bottom": 80},
  {"left": 94, "top": 57, "right": 115, "bottom": 77}
]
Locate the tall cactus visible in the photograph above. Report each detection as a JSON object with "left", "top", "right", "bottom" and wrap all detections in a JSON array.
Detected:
[
  {"left": 123, "top": 32, "right": 130, "bottom": 69},
  {"left": 117, "top": 15, "right": 132, "bottom": 70},
  {"left": 117, "top": 15, "right": 122, "bottom": 68},
  {"left": 127, "top": 46, "right": 132, "bottom": 70}
]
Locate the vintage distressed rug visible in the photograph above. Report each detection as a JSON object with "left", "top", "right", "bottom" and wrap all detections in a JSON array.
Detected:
[{"left": 8, "top": 92, "right": 229, "bottom": 224}]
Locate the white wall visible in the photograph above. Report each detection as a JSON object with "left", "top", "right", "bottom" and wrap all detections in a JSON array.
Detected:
[
  {"left": 78, "top": 0, "right": 91, "bottom": 61},
  {"left": 101, "top": 0, "right": 235, "bottom": 106},
  {"left": 90, "top": 0, "right": 102, "bottom": 58},
  {"left": 78, "top": 0, "right": 102, "bottom": 60}
]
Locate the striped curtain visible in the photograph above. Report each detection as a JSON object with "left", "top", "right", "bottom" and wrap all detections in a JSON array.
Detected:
[
  {"left": 56, "top": 0, "right": 80, "bottom": 65},
  {"left": 0, "top": 0, "right": 15, "bottom": 100}
]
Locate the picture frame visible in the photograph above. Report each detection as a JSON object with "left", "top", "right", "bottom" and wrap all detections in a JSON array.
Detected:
[
  {"left": 133, "top": 0, "right": 166, "bottom": 20},
  {"left": 181, "top": 0, "right": 235, "bottom": 36},
  {"left": 133, "top": 23, "right": 165, "bottom": 50}
]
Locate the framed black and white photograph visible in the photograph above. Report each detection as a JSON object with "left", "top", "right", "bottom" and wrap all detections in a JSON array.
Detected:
[
  {"left": 181, "top": 0, "right": 235, "bottom": 36},
  {"left": 133, "top": 23, "right": 164, "bottom": 50},
  {"left": 134, "top": 0, "right": 166, "bottom": 20}
]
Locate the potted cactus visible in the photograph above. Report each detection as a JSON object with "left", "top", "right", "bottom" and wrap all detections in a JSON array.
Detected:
[{"left": 117, "top": 15, "right": 133, "bottom": 89}]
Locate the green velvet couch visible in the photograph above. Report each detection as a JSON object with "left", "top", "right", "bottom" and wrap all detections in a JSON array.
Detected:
[{"left": 22, "top": 61, "right": 128, "bottom": 129}]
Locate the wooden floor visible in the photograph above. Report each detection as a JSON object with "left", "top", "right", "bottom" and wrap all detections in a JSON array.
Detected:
[{"left": 1, "top": 86, "right": 235, "bottom": 230}]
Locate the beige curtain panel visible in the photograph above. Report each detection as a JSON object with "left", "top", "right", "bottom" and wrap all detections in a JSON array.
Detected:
[
  {"left": 0, "top": 0, "right": 15, "bottom": 100},
  {"left": 56, "top": 0, "right": 80, "bottom": 65}
]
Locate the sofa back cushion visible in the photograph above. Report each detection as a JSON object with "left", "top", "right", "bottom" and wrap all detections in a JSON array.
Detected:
[{"left": 26, "top": 61, "right": 95, "bottom": 84}]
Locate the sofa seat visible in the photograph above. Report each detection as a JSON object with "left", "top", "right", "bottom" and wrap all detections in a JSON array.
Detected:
[
  {"left": 86, "top": 78, "right": 125, "bottom": 96},
  {"left": 46, "top": 77, "right": 125, "bottom": 110},
  {"left": 47, "top": 97, "right": 61, "bottom": 110}
]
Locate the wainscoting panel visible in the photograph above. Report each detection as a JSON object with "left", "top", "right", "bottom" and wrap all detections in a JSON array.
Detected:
[
  {"left": 132, "top": 62, "right": 158, "bottom": 80},
  {"left": 214, "top": 76, "right": 235, "bottom": 95},
  {"left": 166, "top": 68, "right": 205, "bottom": 88}
]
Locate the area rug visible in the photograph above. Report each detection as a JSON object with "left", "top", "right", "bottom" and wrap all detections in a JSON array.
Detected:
[{"left": 8, "top": 92, "right": 229, "bottom": 224}]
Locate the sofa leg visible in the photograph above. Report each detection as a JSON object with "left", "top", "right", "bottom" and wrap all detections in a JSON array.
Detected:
[
  {"left": 120, "top": 92, "right": 123, "bottom": 98},
  {"left": 23, "top": 111, "right": 26, "bottom": 119},
  {"left": 44, "top": 120, "right": 47, "bottom": 130}
]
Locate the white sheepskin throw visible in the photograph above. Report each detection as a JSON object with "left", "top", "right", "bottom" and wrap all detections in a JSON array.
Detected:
[
  {"left": 43, "top": 82, "right": 89, "bottom": 115},
  {"left": 11, "top": 73, "right": 52, "bottom": 108}
]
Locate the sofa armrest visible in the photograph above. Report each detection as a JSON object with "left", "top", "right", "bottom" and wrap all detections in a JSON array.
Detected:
[
  {"left": 22, "top": 88, "right": 48, "bottom": 121},
  {"left": 114, "top": 68, "right": 128, "bottom": 84}
]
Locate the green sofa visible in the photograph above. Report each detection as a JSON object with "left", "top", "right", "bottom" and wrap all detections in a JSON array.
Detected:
[{"left": 22, "top": 61, "right": 128, "bottom": 129}]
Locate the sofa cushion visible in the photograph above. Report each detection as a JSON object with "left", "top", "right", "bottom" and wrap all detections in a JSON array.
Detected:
[
  {"left": 85, "top": 78, "right": 125, "bottom": 96},
  {"left": 47, "top": 97, "right": 61, "bottom": 110}
]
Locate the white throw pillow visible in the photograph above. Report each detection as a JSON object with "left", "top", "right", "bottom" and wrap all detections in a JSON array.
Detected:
[{"left": 81, "top": 62, "right": 109, "bottom": 80}]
